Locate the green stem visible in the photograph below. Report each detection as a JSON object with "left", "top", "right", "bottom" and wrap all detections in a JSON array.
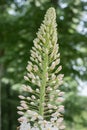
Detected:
[{"left": 39, "top": 46, "right": 48, "bottom": 117}]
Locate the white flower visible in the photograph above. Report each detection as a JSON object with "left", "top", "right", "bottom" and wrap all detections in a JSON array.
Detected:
[
  {"left": 48, "top": 104, "right": 53, "bottom": 109},
  {"left": 59, "top": 125, "right": 66, "bottom": 130},
  {"left": 34, "top": 65, "right": 38, "bottom": 72},
  {"left": 50, "top": 117, "right": 57, "bottom": 122},
  {"left": 41, "top": 122, "right": 58, "bottom": 130},
  {"left": 47, "top": 87, "right": 52, "bottom": 91},
  {"left": 31, "top": 112, "right": 39, "bottom": 121},
  {"left": 31, "top": 95, "right": 36, "bottom": 100},
  {"left": 26, "top": 65, "right": 32, "bottom": 71},
  {"left": 19, "top": 95, "right": 25, "bottom": 99},
  {"left": 24, "top": 76, "right": 29, "bottom": 81},
  {"left": 26, "top": 97, "right": 31, "bottom": 100},
  {"left": 46, "top": 123, "right": 58, "bottom": 130},
  {"left": 39, "top": 120, "right": 48, "bottom": 128},
  {"left": 30, "top": 102, "right": 35, "bottom": 105},
  {"left": 18, "top": 116, "right": 27, "bottom": 122},
  {"left": 20, "top": 121, "right": 31, "bottom": 130},
  {"left": 17, "top": 106, "right": 24, "bottom": 110},
  {"left": 21, "top": 103, "right": 28, "bottom": 109},
  {"left": 51, "top": 112, "right": 60, "bottom": 117},
  {"left": 57, "top": 118, "right": 63, "bottom": 124},
  {"left": 17, "top": 111, "right": 24, "bottom": 115},
  {"left": 31, "top": 127, "right": 39, "bottom": 130},
  {"left": 38, "top": 120, "right": 59, "bottom": 130},
  {"left": 58, "top": 92, "right": 64, "bottom": 96},
  {"left": 36, "top": 88, "right": 40, "bottom": 93},
  {"left": 58, "top": 105, "right": 64, "bottom": 112},
  {"left": 56, "top": 97, "right": 64, "bottom": 102}
]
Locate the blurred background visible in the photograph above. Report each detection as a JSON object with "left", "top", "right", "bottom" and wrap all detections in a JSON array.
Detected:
[{"left": 0, "top": 0, "right": 87, "bottom": 130}]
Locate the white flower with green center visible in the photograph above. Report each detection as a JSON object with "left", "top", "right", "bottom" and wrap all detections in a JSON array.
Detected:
[{"left": 17, "top": 7, "right": 65, "bottom": 130}]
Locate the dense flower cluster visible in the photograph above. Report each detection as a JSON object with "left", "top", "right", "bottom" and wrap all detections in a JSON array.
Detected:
[
  {"left": 20, "top": 120, "right": 59, "bottom": 130},
  {"left": 20, "top": 119, "right": 65, "bottom": 130},
  {"left": 17, "top": 7, "right": 65, "bottom": 130}
]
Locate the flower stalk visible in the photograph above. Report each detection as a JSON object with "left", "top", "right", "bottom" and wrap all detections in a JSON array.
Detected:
[{"left": 17, "top": 7, "right": 65, "bottom": 130}]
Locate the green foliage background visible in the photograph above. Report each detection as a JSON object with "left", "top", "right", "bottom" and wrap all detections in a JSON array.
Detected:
[{"left": 0, "top": 0, "right": 87, "bottom": 130}]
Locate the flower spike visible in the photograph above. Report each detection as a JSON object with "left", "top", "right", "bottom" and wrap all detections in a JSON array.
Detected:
[{"left": 18, "top": 7, "right": 65, "bottom": 130}]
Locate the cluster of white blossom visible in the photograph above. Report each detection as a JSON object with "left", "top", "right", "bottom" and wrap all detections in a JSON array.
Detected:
[
  {"left": 20, "top": 120, "right": 59, "bottom": 130},
  {"left": 20, "top": 118, "right": 65, "bottom": 130},
  {"left": 18, "top": 109, "right": 65, "bottom": 129},
  {"left": 17, "top": 7, "right": 65, "bottom": 130}
]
